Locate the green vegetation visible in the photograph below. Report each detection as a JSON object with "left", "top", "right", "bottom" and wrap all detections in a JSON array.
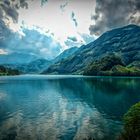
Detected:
[
  {"left": 119, "top": 102, "right": 140, "bottom": 140},
  {"left": 83, "top": 55, "right": 140, "bottom": 76},
  {"left": 83, "top": 54, "right": 124, "bottom": 75},
  {"left": 0, "top": 65, "right": 20, "bottom": 76},
  {"left": 110, "top": 65, "right": 140, "bottom": 76}
]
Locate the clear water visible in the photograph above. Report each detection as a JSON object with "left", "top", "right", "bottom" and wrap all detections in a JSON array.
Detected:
[{"left": 0, "top": 75, "right": 140, "bottom": 140}]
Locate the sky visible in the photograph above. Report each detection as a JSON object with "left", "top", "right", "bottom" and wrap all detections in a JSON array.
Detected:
[
  {"left": 0, "top": 0, "right": 140, "bottom": 61},
  {"left": 9, "top": 0, "right": 96, "bottom": 52}
]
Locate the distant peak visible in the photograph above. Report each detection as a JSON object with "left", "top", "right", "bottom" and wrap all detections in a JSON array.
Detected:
[
  {"left": 102, "top": 24, "right": 140, "bottom": 36},
  {"left": 121, "top": 24, "right": 139, "bottom": 30},
  {"left": 124, "top": 24, "right": 139, "bottom": 28}
]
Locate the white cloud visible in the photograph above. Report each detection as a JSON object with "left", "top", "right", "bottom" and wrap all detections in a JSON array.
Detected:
[{"left": 0, "top": 49, "right": 8, "bottom": 55}]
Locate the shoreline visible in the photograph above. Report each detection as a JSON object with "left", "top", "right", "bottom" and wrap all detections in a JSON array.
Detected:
[{"left": 0, "top": 74, "right": 140, "bottom": 81}]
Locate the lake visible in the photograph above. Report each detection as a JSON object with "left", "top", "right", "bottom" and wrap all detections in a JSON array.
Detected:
[{"left": 0, "top": 75, "right": 140, "bottom": 140}]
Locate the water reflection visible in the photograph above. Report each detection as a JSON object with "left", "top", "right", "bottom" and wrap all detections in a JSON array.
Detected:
[{"left": 0, "top": 76, "right": 140, "bottom": 140}]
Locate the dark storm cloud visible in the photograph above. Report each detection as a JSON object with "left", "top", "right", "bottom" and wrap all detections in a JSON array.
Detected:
[
  {"left": 0, "top": 0, "right": 28, "bottom": 22},
  {"left": 0, "top": 0, "right": 29, "bottom": 45},
  {"left": 0, "top": 0, "right": 48, "bottom": 24},
  {"left": 0, "top": 0, "right": 48, "bottom": 42},
  {"left": 89, "top": 0, "right": 140, "bottom": 35},
  {"left": 71, "top": 12, "right": 78, "bottom": 27}
]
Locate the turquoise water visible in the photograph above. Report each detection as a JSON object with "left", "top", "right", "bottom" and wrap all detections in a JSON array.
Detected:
[{"left": 0, "top": 75, "right": 140, "bottom": 140}]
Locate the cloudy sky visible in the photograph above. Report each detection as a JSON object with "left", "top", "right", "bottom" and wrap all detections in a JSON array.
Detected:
[
  {"left": 9, "top": 0, "right": 95, "bottom": 53},
  {"left": 0, "top": 0, "right": 140, "bottom": 60}
]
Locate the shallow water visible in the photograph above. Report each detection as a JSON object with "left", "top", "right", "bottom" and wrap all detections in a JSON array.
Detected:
[{"left": 0, "top": 75, "right": 140, "bottom": 140}]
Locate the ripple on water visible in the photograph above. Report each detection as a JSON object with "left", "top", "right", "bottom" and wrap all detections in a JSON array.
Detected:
[{"left": 0, "top": 92, "right": 7, "bottom": 100}]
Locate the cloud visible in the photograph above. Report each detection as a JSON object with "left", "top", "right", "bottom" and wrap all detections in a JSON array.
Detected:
[
  {"left": 89, "top": 0, "right": 140, "bottom": 35},
  {"left": 17, "top": 28, "right": 62, "bottom": 59},
  {"left": 0, "top": 26, "right": 62, "bottom": 60},
  {"left": 65, "top": 33, "right": 94, "bottom": 48},
  {"left": 41, "top": 0, "right": 48, "bottom": 6},
  {"left": 67, "top": 36, "right": 77, "bottom": 42},
  {"left": 10, "top": 0, "right": 94, "bottom": 45},
  {"left": 0, "top": 0, "right": 28, "bottom": 23},
  {"left": 60, "top": 1, "right": 68, "bottom": 11},
  {"left": 0, "top": 0, "right": 60, "bottom": 60},
  {"left": 71, "top": 12, "right": 78, "bottom": 27},
  {"left": 0, "top": 0, "right": 29, "bottom": 46},
  {"left": 65, "top": 37, "right": 84, "bottom": 48},
  {"left": 80, "top": 33, "right": 94, "bottom": 44},
  {"left": 0, "top": 0, "right": 46, "bottom": 33},
  {"left": 0, "top": 49, "right": 8, "bottom": 55},
  {"left": 0, "top": 19, "right": 14, "bottom": 47}
]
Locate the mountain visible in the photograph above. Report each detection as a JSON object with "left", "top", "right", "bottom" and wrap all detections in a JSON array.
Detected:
[
  {"left": 2, "top": 47, "right": 78, "bottom": 74},
  {"left": 42, "top": 24, "right": 140, "bottom": 75},
  {"left": 0, "top": 52, "right": 38, "bottom": 65},
  {"left": 42, "top": 47, "right": 79, "bottom": 74},
  {"left": 25, "top": 58, "right": 51, "bottom": 73},
  {"left": 4, "top": 58, "right": 51, "bottom": 74},
  {"left": 22, "top": 47, "right": 78, "bottom": 73},
  {"left": 53, "top": 47, "right": 78, "bottom": 63}
]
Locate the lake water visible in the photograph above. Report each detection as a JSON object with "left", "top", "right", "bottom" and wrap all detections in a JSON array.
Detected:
[{"left": 0, "top": 75, "right": 140, "bottom": 140}]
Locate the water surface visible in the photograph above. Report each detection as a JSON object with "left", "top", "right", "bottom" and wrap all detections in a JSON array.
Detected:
[{"left": 0, "top": 75, "right": 140, "bottom": 140}]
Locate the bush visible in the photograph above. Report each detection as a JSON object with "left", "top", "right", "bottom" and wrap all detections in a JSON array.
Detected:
[
  {"left": 0, "top": 65, "right": 20, "bottom": 76},
  {"left": 120, "top": 102, "right": 140, "bottom": 140}
]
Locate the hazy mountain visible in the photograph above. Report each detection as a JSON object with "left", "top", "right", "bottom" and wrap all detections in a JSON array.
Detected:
[
  {"left": 0, "top": 52, "right": 38, "bottom": 65},
  {"left": 24, "top": 47, "right": 78, "bottom": 73},
  {"left": 4, "top": 58, "right": 51, "bottom": 74},
  {"left": 2, "top": 47, "right": 79, "bottom": 74},
  {"left": 42, "top": 24, "right": 140, "bottom": 75},
  {"left": 54, "top": 47, "right": 78, "bottom": 63},
  {"left": 26, "top": 59, "right": 51, "bottom": 73}
]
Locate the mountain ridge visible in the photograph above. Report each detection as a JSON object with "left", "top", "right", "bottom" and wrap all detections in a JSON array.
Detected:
[
  {"left": 1, "top": 47, "right": 79, "bottom": 74},
  {"left": 42, "top": 24, "right": 140, "bottom": 75}
]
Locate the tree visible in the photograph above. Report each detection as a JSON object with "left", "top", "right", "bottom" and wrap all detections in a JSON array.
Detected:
[{"left": 120, "top": 102, "right": 140, "bottom": 140}]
